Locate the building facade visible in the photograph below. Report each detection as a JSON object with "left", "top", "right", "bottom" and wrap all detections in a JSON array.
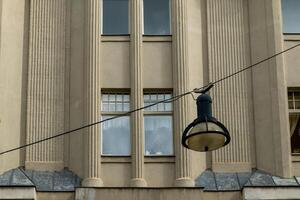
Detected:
[{"left": 0, "top": 0, "right": 300, "bottom": 199}]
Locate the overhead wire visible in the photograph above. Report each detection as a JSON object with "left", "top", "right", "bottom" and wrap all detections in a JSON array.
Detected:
[{"left": 0, "top": 42, "right": 300, "bottom": 156}]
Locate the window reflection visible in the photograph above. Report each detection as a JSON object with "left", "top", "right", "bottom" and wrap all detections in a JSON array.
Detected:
[
  {"left": 102, "top": 116, "right": 131, "bottom": 155},
  {"left": 143, "top": 0, "right": 171, "bottom": 35},
  {"left": 282, "top": 0, "right": 300, "bottom": 33},
  {"left": 144, "top": 116, "right": 173, "bottom": 155},
  {"left": 103, "top": 0, "right": 129, "bottom": 35}
]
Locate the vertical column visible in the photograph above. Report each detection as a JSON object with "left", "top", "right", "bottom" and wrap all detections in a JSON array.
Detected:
[
  {"left": 172, "top": 0, "right": 194, "bottom": 187},
  {"left": 207, "top": 0, "right": 253, "bottom": 172},
  {"left": 26, "top": 0, "right": 66, "bottom": 171},
  {"left": 248, "top": 0, "right": 291, "bottom": 177},
  {"left": 81, "top": 0, "right": 103, "bottom": 187},
  {"left": 130, "top": 0, "right": 147, "bottom": 187}
]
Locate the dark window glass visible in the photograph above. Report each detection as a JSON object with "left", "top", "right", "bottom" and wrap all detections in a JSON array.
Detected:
[
  {"left": 282, "top": 0, "right": 300, "bottom": 33},
  {"left": 143, "top": 0, "right": 171, "bottom": 35},
  {"left": 103, "top": 0, "right": 129, "bottom": 35},
  {"left": 289, "top": 114, "right": 300, "bottom": 153}
]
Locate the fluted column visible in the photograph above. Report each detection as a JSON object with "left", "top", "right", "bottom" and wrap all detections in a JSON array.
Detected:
[
  {"left": 207, "top": 0, "right": 252, "bottom": 172},
  {"left": 81, "top": 0, "right": 103, "bottom": 187},
  {"left": 129, "top": 0, "right": 147, "bottom": 187},
  {"left": 26, "top": 0, "right": 67, "bottom": 171},
  {"left": 172, "top": 0, "right": 194, "bottom": 187}
]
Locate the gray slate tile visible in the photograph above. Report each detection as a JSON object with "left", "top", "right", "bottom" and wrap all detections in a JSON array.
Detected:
[
  {"left": 75, "top": 175, "right": 82, "bottom": 187},
  {"left": 0, "top": 170, "right": 12, "bottom": 185},
  {"left": 272, "top": 176, "right": 298, "bottom": 186},
  {"left": 11, "top": 169, "right": 33, "bottom": 186},
  {"left": 53, "top": 170, "right": 75, "bottom": 191},
  {"left": 32, "top": 171, "right": 54, "bottom": 191},
  {"left": 195, "top": 170, "right": 217, "bottom": 191},
  {"left": 215, "top": 173, "right": 240, "bottom": 191},
  {"left": 23, "top": 169, "right": 33, "bottom": 180},
  {"left": 249, "top": 170, "right": 275, "bottom": 186},
  {"left": 237, "top": 172, "right": 252, "bottom": 187}
]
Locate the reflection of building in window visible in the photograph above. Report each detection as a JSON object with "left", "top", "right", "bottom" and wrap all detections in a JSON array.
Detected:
[
  {"left": 101, "top": 92, "right": 131, "bottom": 155},
  {"left": 288, "top": 89, "right": 300, "bottom": 153},
  {"left": 143, "top": 0, "right": 171, "bottom": 35},
  {"left": 102, "top": 0, "right": 129, "bottom": 35},
  {"left": 281, "top": 0, "right": 300, "bottom": 33},
  {"left": 144, "top": 92, "right": 173, "bottom": 155}
]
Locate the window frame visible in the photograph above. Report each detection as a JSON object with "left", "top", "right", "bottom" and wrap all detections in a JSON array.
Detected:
[
  {"left": 288, "top": 88, "right": 300, "bottom": 155},
  {"left": 101, "top": 91, "right": 131, "bottom": 156},
  {"left": 142, "top": 0, "right": 172, "bottom": 36},
  {"left": 143, "top": 90, "right": 174, "bottom": 156}
]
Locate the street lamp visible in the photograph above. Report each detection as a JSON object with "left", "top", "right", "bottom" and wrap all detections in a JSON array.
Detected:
[{"left": 182, "top": 85, "right": 230, "bottom": 152}]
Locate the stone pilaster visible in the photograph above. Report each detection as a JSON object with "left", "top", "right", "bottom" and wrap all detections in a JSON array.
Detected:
[
  {"left": 172, "top": 0, "right": 194, "bottom": 187},
  {"left": 81, "top": 0, "right": 103, "bottom": 187},
  {"left": 206, "top": 0, "right": 253, "bottom": 172},
  {"left": 129, "top": 0, "right": 147, "bottom": 187},
  {"left": 248, "top": 0, "right": 291, "bottom": 177},
  {"left": 26, "top": 0, "right": 67, "bottom": 171}
]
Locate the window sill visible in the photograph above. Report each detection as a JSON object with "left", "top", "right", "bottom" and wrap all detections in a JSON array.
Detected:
[
  {"left": 144, "top": 156, "right": 175, "bottom": 163},
  {"left": 292, "top": 154, "right": 300, "bottom": 162},
  {"left": 101, "top": 35, "right": 130, "bottom": 42},
  {"left": 101, "top": 156, "right": 131, "bottom": 163},
  {"left": 283, "top": 34, "right": 300, "bottom": 41},
  {"left": 100, "top": 35, "right": 172, "bottom": 42},
  {"left": 143, "top": 35, "right": 172, "bottom": 42},
  {"left": 101, "top": 156, "right": 175, "bottom": 163}
]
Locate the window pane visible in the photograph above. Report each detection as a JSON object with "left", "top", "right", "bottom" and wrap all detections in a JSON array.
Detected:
[
  {"left": 144, "top": 116, "right": 173, "bottom": 155},
  {"left": 144, "top": 93, "right": 173, "bottom": 112},
  {"left": 102, "top": 116, "right": 130, "bottom": 155},
  {"left": 295, "top": 101, "right": 300, "bottom": 110},
  {"left": 103, "top": 0, "right": 129, "bottom": 34},
  {"left": 282, "top": 0, "right": 300, "bottom": 33},
  {"left": 102, "top": 103, "right": 109, "bottom": 111},
  {"left": 290, "top": 114, "right": 300, "bottom": 153},
  {"left": 144, "top": 0, "right": 170, "bottom": 35}
]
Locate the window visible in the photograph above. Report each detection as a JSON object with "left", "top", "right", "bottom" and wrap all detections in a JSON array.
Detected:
[
  {"left": 281, "top": 0, "right": 300, "bottom": 33},
  {"left": 288, "top": 89, "right": 300, "bottom": 153},
  {"left": 101, "top": 93, "right": 131, "bottom": 155},
  {"left": 144, "top": 92, "right": 173, "bottom": 156},
  {"left": 143, "top": 0, "right": 171, "bottom": 35},
  {"left": 102, "top": 0, "right": 129, "bottom": 35}
]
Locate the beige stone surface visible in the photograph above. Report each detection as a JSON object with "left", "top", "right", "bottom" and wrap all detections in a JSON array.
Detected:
[
  {"left": 76, "top": 188, "right": 204, "bottom": 200},
  {"left": 144, "top": 163, "right": 175, "bottom": 187},
  {"left": 0, "top": 0, "right": 27, "bottom": 174},
  {"left": 101, "top": 41, "right": 130, "bottom": 88},
  {"left": 0, "top": 187, "right": 36, "bottom": 200},
  {"left": 0, "top": 0, "right": 299, "bottom": 193},
  {"left": 243, "top": 187, "right": 300, "bottom": 200},
  {"left": 248, "top": 0, "right": 291, "bottom": 177},
  {"left": 284, "top": 37, "right": 300, "bottom": 87},
  {"left": 101, "top": 163, "right": 131, "bottom": 187},
  {"left": 37, "top": 192, "right": 74, "bottom": 200},
  {"left": 143, "top": 42, "right": 172, "bottom": 88}
]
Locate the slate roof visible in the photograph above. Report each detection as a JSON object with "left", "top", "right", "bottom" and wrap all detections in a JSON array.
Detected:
[
  {"left": 195, "top": 169, "right": 300, "bottom": 191},
  {"left": 1, "top": 167, "right": 300, "bottom": 192},
  {"left": 0, "top": 167, "right": 81, "bottom": 191}
]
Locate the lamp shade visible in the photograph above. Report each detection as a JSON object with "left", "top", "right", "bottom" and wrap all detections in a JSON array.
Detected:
[{"left": 181, "top": 93, "right": 230, "bottom": 152}]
